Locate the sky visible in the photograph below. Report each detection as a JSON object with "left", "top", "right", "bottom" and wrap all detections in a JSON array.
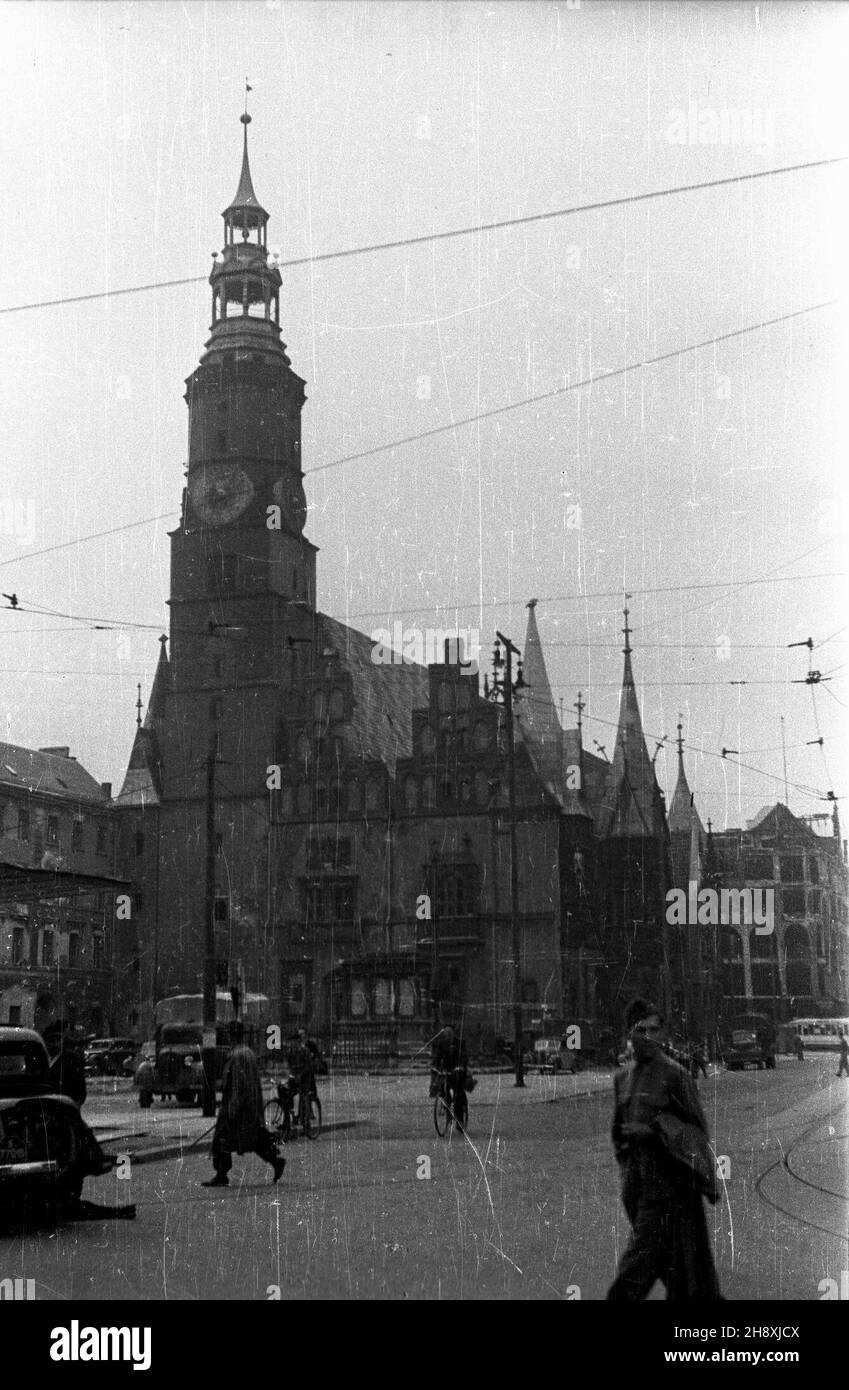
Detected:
[{"left": 0, "top": 0, "right": 847, "bottom": 829}]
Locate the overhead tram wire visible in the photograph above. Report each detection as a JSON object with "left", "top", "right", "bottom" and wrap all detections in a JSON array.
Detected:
[
  {"left": 1, "top": 156, "right": 843, "bottom": 318},
  {"left": 1, "top": 567, "right": 844, "bottom": 637},
  {"left": 0, "top": 299, "right": 839, "bottom": 577},
  {"left": 305, "top": 301, "right": 838, "bottom": 475}
]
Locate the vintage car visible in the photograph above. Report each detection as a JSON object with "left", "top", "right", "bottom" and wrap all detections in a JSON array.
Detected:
[
  {"left": 134, "top": 1024, "right": 206, "bottom": 1107},
  {"left": 534, "top": 1036, "right": 580, "bottom": 1073},
  {"left": 0, "top": 1027, "right": 114, "bottom": 1221},
  {"left": 722, "top": 1028, "right": 774, "bottom": 1071},
  {"left": 84, "top": 1037, "right": 138, "bottom": 1076}
]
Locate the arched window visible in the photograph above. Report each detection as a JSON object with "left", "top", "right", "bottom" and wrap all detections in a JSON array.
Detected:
[
  {"left": 329, "top": 689, "right": 345, "bottom": 722},
  {"left": 404, "top": 777, "right": 419, "bottom": 813},
  {"left": 421, "top": 775, "right": 435, "bottom": 808},
  {"left": 315, "top": 782, "right": 328, "bottom": 818},
  {"left": 365, "top": 778, "right": 383, "bottom": 813},
  {"left": 348, "top": 780, "right": 362, "bottom": 813},
  {"left": 437, "top": 681, "right": 453, "bottom": 715},
  {"left": 330, "top": 781, "right": 344, "bottom": 814}
]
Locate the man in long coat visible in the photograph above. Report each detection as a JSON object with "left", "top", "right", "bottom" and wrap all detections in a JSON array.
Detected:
[
  {"left": 607, "top": 998, "right": 722, "bottom": 1301},
  {"left": 202, "top": 1034, "right": 285, "bottom": 1187}
]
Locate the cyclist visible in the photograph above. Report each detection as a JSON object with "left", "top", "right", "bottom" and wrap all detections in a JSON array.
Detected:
[
  {"left": 430, "top": 1025, "right": 469, "bottom": 1129},
  {"left": 287, "top": 1028, "right": 322, "bottom": 1121}
]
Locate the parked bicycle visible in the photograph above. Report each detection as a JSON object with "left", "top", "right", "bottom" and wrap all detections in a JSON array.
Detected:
[
  {"left": 264, "top": 1077, "right": 322, "bottom": 1142},
  {"left": 432, "top": 1067, "right": 468, "bottom": 1137}
]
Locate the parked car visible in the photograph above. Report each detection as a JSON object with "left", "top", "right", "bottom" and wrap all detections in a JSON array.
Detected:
[
  {"left": 534, "top": 1036, "right": 579, "bottom": 1073},
  {"left": 722, "top": 1028, "right": 774, "bottom": 1071},
  {"left": 0, "top": 1027, "right": 115, "bottom": 1223},
  {"left": 84, "top": 1037, "right": 137, "bottom": 1077},
  {"left": 123, "top": 1040, "right": 155, "bottom": 1077}
]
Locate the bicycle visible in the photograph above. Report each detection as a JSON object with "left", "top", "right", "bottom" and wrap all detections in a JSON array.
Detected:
[
  {"left": 432, "top": 1068, "right": 468, "bottom": 1137},
  {"left": 264, "top": 1077, "right": 322, "bottom": 1142}
]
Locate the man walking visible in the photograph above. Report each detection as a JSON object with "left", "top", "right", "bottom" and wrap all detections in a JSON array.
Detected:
[
  {"left": 202, "top": 1027, "right": 285, "bottom": 1188},
  {"left": 837, "top": 1032, "right": 849, "bottom": 1079},
  {"left": 607, "top": 998, "right": 722, "bottom": 1301}
]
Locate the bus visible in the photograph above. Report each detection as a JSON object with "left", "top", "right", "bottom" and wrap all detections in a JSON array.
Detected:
[
  {"left": 788, "top": 1017, "right": 849, "bottom": 1053},
  {"left": 153, "top": 992, "right": 269, "bottom": 1032}
]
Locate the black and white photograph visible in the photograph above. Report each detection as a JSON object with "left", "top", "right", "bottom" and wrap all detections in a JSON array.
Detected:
[{"left": 0, "top": 0, "right": 847, "bottom": 1337}]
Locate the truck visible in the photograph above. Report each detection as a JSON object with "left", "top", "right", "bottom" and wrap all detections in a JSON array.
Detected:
[{"left": 134, "top": 992, "right": 269, "bottom": 1108}]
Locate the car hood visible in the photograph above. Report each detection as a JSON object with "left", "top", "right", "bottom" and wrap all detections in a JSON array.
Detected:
[{"left": 0, "top": 1089, "right": 80, "bottom": 1110}]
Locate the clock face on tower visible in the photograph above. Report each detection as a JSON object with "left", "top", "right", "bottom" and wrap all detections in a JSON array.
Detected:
[
  {"left": 190, "top": 463, "right": 255, "bottom": 526},
  {"left": 272, "top": 472, "right": 307, "bottom": 533}
]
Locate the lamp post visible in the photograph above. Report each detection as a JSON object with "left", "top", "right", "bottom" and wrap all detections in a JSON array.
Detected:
[
  {"left": 484, "top": 632, "right": 526, "bottom": 1087},
  {"left": 201, "top": 729, "right": 218, "bottom": 1117}
]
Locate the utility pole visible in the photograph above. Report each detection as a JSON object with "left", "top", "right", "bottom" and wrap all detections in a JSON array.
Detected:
[
  {"left": 201, "top": 731, "right": 218, "bottom": 1118},
  {"left": 486, "top": 632, "right": 526, "bottom": 1087}
]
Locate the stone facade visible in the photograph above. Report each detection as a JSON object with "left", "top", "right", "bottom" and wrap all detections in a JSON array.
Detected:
[{"left": 0, "top": 744, "right": 116, "bottom": 1034}]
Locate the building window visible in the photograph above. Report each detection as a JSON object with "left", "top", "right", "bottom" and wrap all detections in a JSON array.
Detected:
[
  {"left": 215, "top": 831, "right": 223, "bottom": 856},
  {"left": 92, "top": 935, "right": 105, "bottom": 970},
  {"left": 782, "top": 887, "right": 806, "bottom": 917},
  {"left": 431, "top": 863, "right": 480, "bottom": 918},
  {"left": 17, "top": 809, "right": 29, "bottom": 842},
  {"left": 134, "top": 890, "right": 144, "bottom": 913},
  {"left": 71, "top": 820, "right": 83, "bottom": 852},
  {"left": 96, "top": 825, "right": 108, "bottom": 856},
  {"left": 214, "top": 896, "right": 229, "bottom": 923},
  {"left": 213, "top": 656, "right": 225, "bottom": 680},
  {"left": 41, "top": 930, "right": 54, "bottom": 967},
  {"left": 779, "top": 855, "right": 804, "bottom": 883},
  {"left": 329, "top": 689, "right": 345, "bottom": 722},
  {"left": 68, "top": 933, "right": 80, "bottom": 968},
  {"left": 210, "top": 698, "right": 222, "bottom": 721},
  {"left": 47, "top": 815, "right": 59, "bottom": 845},
  {"left": 7, "top": 1005, "right": 21, "bottom": 1026},
  {"left": 743, "top": 852, "right": 772, "bottom": 879},
  {"left": 305, "top": 879, "right": 356, "bottom": 925},
  {"left": 807, "top": 857, "right": 819, "bottom": 885},
  {"left": 134, "top": 831, "right": 145, "bottom": 857},
  {"left": 11, "top": 927, "right": 25, "bottom": 965}
]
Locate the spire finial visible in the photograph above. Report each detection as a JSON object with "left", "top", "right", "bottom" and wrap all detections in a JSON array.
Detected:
[
  {"left": 527, "top": 597, "right": 538, "bottom": 610},
  {"left": 574, "top": 690, "right": 585, "bottom": 736},
  {"left": 136, "top": 683, "right": 143, "bottom": 730},
  {"left": 242, "top": 79, "right": 253, "bottom": 124},
  {"left": 676, "top": 712, "right": 685, "bottom": 762},
  {"left": 622, "top": 594, "right": 633, "bottom": 656}
]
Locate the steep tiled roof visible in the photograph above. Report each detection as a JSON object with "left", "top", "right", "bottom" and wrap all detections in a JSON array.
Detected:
[
  {"left": 318, "top": 613, "right": 431, "bottom": 768},
  {"left": 114, "top": 641, "right": 168, "bottom": 807},
  {"left": 0, "top": 741, "right": 107, "bottom": 804}
]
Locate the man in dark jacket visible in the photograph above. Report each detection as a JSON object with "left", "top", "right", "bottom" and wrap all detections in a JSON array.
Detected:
[
  {"left": 430, "top": 1025, "right": 469, "bottom": 1128},
  {"left": 607, "top": 998, "right": 722, "bottom": 1301},
  {"left": 47, "top": 1027, "right": 87, "bottom": 1108},
  {"left": 203, "top": 1033, "right": 284, "bottom": 1187}
]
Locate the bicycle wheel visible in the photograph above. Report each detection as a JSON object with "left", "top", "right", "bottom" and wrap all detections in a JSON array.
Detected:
[
  {"left": 264, "top": 1096, "right": 287, "bottom": 1141},
  {"left": 433, "top": 1093, "right": 451, "bottom": 1137},
  {"left": 454, "top": 1093, "right": 468, "bottom": 1132},
  {"left": 304, "top": 1095, "right": 322, "bottom": 1140}
]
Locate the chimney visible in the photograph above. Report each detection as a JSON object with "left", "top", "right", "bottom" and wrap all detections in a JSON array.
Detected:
[
  {"left": 101, "top": 782, "right": 112, "bottom": 799},
  {"left": 39, "top": 746, "right": 70, "bottom": 758}
]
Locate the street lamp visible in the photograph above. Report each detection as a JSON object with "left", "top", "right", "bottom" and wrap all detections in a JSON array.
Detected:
[{"left": 485, "top": 631, "right": 526, "bottom": 1087}]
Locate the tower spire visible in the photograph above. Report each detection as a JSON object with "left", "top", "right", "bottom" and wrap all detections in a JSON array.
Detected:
[
  {"left": 622, "top": 594, "right": 633, "bottom": 656},
  {"left": 676, "top": 712, "right": 685, "bottom": 771}
]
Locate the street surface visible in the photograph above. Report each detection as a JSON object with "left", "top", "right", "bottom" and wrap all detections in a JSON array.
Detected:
[{"left": 2, "top": 1057, "right": 846, "bottom": 1301}]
